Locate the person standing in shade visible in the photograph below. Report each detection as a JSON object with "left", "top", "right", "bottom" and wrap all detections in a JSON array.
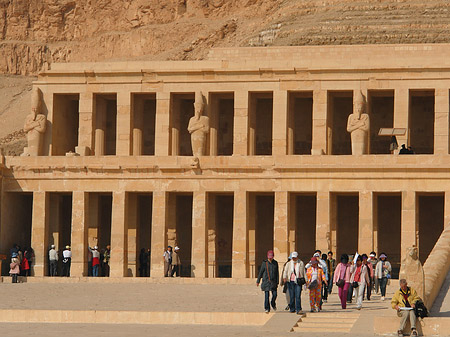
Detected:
[
  {"left": 306, "top": 257, "right": 327, "bottom": 312},
  {"left": 256, "top": 250, "right": 279, "bottom": 313},
  {"left": 171, "top": 246, "right": 181, "bottom": 277},
  {"left": 10, "top": 253, "right": 20, "bottom": 283},
  {"left": 351, "top": 255, "right": 370, "bottom": 310},
  {"left": 62, "top": 245, "right": 72, "bottom": 277},
  {"left": 139, "top": 248, "right": 149, "bottom": 277},
  {"left": 283, "top": 251, "right": 305, "bottom": 315},
  {"left": 89, "top": 246, "right": 101, "bottom": 277},
  {"left": 49, "top": 244, "right": 58, "bottom": 276},
  {"left": 333, "top": 254, "right": 352, "bottom": 309},
  {"left": 327, "top": 251, "right": 336, "bottom": 295},
  {"left": 163, "top": 246, "right": 172, "bottom": 277},
  {"left": 376, "top": 253, "right": 392, "bottom": 300},
  {"left": 103, "top": 245, "right": 111, "bottom": 277}
]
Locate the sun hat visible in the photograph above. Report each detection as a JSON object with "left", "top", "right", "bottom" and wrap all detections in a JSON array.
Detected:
[
  {"left": 174, "top": 246, "right": 180, "bottom": 251},
  {"left": 66, "top": 245, "right": 70, "bottom": 249},
  {"left": 313, "top": 252, "right": 320, "bottom": 257},
  {"left": 379, "top": 253, "right": 387, "bottom": 259},
  {"left": 291, "top": 251, "right": 298, "bottom": 258},
  {"left": 267, "top": 250, "right": 274, "bottom": 258}
]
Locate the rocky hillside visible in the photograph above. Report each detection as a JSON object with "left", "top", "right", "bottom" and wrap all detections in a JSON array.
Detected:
[{"left": 1, "top": 0, "right": 450, "bottom": 75}]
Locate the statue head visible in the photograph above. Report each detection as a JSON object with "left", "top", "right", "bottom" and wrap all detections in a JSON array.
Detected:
[
  {"left": 194, "top": 91, "right": 205, "bottom": 118},
  {"left": 354, "top": 91, "right": 366, "bottom": 117},
  {"left": 31, "top": 88, "right": 42, "bottom": 117},
  {"left": 407, "top": 246, "right": 419, "bottom": 260}
]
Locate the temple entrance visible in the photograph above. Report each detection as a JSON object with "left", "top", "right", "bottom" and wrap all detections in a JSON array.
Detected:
[
  {"left": 168, "top": 193, "right": 193, "bottom": 276},
  {"left": 94, "top": 94, "right": 117, "bottom": 155},
  {"left": 209, "top": 93, "right": 234, "bottom": 156},
  {"left": 368, "top": 90, "right": 394, "bottom": 154},
  {"left": 132, "top": 94, "right": 156, "bottom": 155},
  {"left": 249, "top": 92, "right": 273, "bottom": 155},
  {"left": 334, "top": 194, "right": 359, "bottom": 258},
  {"left": 409, "top": 90, "right": 435, "bottom": 154},
  {"left": 328, "top": 91, "right": 353, "bottom": 155},
  {"left": 418, "top": 193, "right": 444, "bottom": 264},
  {"left": 375, "top": 193, "right": 401, "bottom": 277},
  {"left": 52, "top": 94, "right": 79, "bottom": 155},
  {"left": 0, "top": 193, "right": 33, "bottom": 275},
  {"left": 48, "top": 193, "right": 73, "bottom": 275},
  {"left": 170, "top": 93, "right": 195, "bottom": 156},
  {"left": 88, "top": 193, "right": 112, "bottom": 276},
  {"left": 288, "top": 92, "right": 313, "bottom": 155},
  {"left": 207, "top": 193, "right": 233, "bottom": 278},
  {"left": 249, "top": 193, "right": 274, "bottom": 276},
  {"left": 293, "top": 194, "right": 317, "bottom": 262}
]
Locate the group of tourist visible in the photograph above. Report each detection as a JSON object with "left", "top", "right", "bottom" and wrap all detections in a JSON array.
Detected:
[
  {"left": 9, "top": 244, "right": 34, "bottom": 282},
  {"left": 163, "top": 245, "right": 181, "bottom": 277},
  {"left": 256, "top": 250, "right": 394, "bottom": 314}
]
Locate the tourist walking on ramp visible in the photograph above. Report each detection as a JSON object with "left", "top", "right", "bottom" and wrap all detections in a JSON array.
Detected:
[
  {"left": 333, "top": 254, "right": 352, "bottom": 309},
  {"left": 306, "top": 257, "right": 327, "bottom": 312},
  {"left": 280, "top": 253, "right": 292, "bottom": 310},
  {"left": 368, "top": 252, "right": 378, "bottom": 294},
  {"left": 256, "top": 250, "right": 279, "bottom": 313},
  {"left": 326, "top": 251, "right": 336, "bottom": 295},
  {"left": 89, "top": 246, "right": 100, "bottom": 277},
  {"left": 163, "top": 246, "right": 172, "bottom": 277},
  {"left": 49, "top": 244, "right": 58, "bottom": 276},
  {"left": 350, "top": 255, "right": 370, "bottom": 310},
  {"left": 376, "top": 253, "right": 392, "bottom": 300},
  {"left": 391, "top": 279, "right": 420, "bottom": 337},
  {"left": 62, "top": 245, "right": 72, "bottom": 277},
  {"left": 10, "top": 253, "right": 20, "bottom": 283},
  {"left": 362, "top": 254, "right": 374, "bottom": 300},
  {"left": 320, "top": 253, "right": 329, "bottom": 304},
  {"left": 283, "top": 251, "right": 305, "bottom": 314},
  {"left": 171, "top": 246, "right": 181, "bottom": 277}
]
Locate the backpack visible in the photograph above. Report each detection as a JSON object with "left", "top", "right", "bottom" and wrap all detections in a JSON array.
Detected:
[{"left": 414, "top": 300, "right": 428, "bottom": 318}]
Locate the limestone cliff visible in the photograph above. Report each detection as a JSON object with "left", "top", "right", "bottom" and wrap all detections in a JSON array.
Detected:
[{"left": 2, "top": 0, "right": 450, "bottom": 75}]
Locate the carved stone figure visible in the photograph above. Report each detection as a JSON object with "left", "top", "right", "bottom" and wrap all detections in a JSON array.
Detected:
[
  {"left": 188, "top": 91, "right": 210, "bottom": 157},
  {"left": 347, "top": 91, "right": 369, "bottom": 155},
  {"left": 399, "top": 246, "right": 425, "bottom": 300},
  {"left": 22, "top": 88, "right": 47, "bottom": 156}
]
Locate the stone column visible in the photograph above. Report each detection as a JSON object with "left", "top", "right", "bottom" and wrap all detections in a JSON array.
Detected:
[
  {"left": 155, "top": 92, "right": 170, "bottom": 156},
  {"left": 110, "top": 191, "right": 128, "bottom": 277},
  {"left": 445, "top": 192, "right": 450, "bottom": 230},
  {"left": 401, "top": 191, "right": 417, "bottom": 261},
  {"left": 127, "top": 193, "right": 138, "bottom": 277},
  {"left": 434, "top": 88, "right": 449, "bottom": 154},
  {"left": 359, "top": 191, "right": 373, "bottom": 254},
  {"left": 77, "top": 92, "right": 94, "bottom": 155},
  {"left": 116, "top": 92, "right": 131, "bottom": 155},
  {"left": 394, "top": 89, "right": 409, "bottom": 150},
  {"left": 94, "top": 96, "right": 106, "bottom": 156},
  {"left": 150, "top": 191, "right": 168, "bottom": 277},
  {"left": 71, "top": 192, "right": 89, "bottom": 277},
  {"left": 233, "top": 91, "right": 249, "bottom": 155},
  {"left": 272, "top": 90, "right": 288, "bottom": 155},
  {"left": 232, "top": 191, "right": 248, "bottom": 278},
  {"left": 311, "top": 90, "right": 327, "bottom": 155},
  {"left": 316, "top": 191, "right": 330, "bottom": 252},
  {"left": 132, "top": 95, "right": 143, "bottom": 156},
  {"left": 209, "top": 95, "right": 218, "bottom": 156},
  {"left": 31, "top": 192, "right": 49, "bottom": 277},
  {"left": 191, "top": 191, "right": 208, "bottom": 277},
  {"left": 274, "top": 192, "right": 289, "bottom": 266}
]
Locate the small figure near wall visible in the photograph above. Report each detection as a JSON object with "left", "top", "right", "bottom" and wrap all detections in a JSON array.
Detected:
[
  {"left": 22, "top": 88, "right": 47, "bottom": 156},
  {"left": 188, "top": 91, "right": 210, "bottom": 158},
  {"left": 347, "top": 91, "right": 370, "bottom": 155}
]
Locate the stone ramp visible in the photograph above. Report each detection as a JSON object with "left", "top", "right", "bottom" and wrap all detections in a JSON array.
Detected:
[{"left": 431, "top": 268, "right": 450, "bottom": 317}]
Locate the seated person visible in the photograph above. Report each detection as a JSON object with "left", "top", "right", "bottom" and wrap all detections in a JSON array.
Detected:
[{"left": 391, "top": 279, "right": 420, "bottom": 337}]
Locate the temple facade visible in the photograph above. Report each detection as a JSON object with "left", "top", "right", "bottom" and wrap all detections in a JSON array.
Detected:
[{"left": 1, "top": 44, "right": 450, "bottom": 278}]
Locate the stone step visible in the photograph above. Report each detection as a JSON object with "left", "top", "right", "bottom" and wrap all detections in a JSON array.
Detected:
[
  {"left": 304, "top": 313, "right": 360, "bottom": 319},
  {"left": 292, "top": 326, "right": 352, "bottom": 332},
  {"left": 299, "top": 317, "right": 357, "bottom": 324},
  {"left": 295, "top": 321, "right": 354, "bottom": 328}
]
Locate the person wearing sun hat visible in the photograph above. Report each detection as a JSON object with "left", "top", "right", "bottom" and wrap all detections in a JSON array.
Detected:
[
  {"left": 375, "top": 253, "right": 392, "bottom": 300},
  {"left": 256, "top": 250, "right": 279, "bottom": 313},
  {"left": 283, "top": 251, "right": 305, "bottom": 314},
  {"left": 62, "top": 245, "right": 72, "bottom": 277}
]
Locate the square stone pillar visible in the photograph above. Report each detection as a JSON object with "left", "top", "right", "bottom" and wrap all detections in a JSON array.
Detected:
[
  {"left": 77, "top": 92, "right": 94, "bottom": 155},
  {"left": 401, "top": 191, "right": 417, "bottom": 260},
  {"left": 394, "top": 89, "right": 409, "bottom": 149},
  {"left": 272, "top": 90, "right": 288, "bottom": 155},
  {"left": 155, "top": 92, "right": 170, "bottom": 156},
  {"left": 31, "top": 192, "right": 49, "bottom": 277},
  {"left": 312, "top": 90, "right": 327, "bottom": 155},
  {"left": 151, "top": 191, "right": 168, "bottom": 277},
  {"left": 434, "top": 89, "right": 449, "bottom": 154},
  {"left": 127, "top": 193, "right": 138, "bottom": 277},
  {"left": 316, "top": 191, "right": 330, "bottom": 252},
  {"left": 445, "top": 192, "right": 450, "bottom": 229},
  {"left": 71, "top": 192, "right": 89, "bottom": 277},
  {"left": 233, "top": 91, "right": 249, "bottom": 155},
  {"left": 274, "top": 192, "right": 289, "bottom": 266},
  {"left": 359, "top": 191, "right": 374, "bottom": 254},
  {"left": 110, "top": 191, "right": 128, "bottom": 277},
  {"left": 191, "top": 191, "right": 208, "bottom": 277},
  {"left": 232, "top": 191, "right": 248, "bottom": 278},
  {"left": 116, "top": 92, "right": 132, "bottom": 156}
]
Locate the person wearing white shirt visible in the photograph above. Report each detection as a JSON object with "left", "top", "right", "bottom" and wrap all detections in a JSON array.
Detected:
[
  {"left": 48, "top": 244, "right": 58, "bottom": 276},
  {"left": 62, "top": 245, "right": 72, "bottom": 277},
  {"left": 282, "top": 251, "right": 305, "bottom": 314}
]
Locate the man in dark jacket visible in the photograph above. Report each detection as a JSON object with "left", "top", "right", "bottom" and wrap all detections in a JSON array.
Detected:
[{"left": 256, "top": 250, "right": 279, "bottom": 313}]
